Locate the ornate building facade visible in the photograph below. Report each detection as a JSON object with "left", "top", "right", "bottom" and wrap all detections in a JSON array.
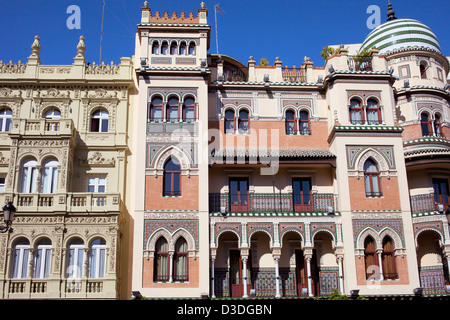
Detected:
[
  {"left": 130, "top": 2, "right": 450, "bottom": 299},
  {"left": 0, "top": 35, "right": 134, "bottom": 299},
  {"left": 0, "top": 2, "right": 449, "bottom": 300}
]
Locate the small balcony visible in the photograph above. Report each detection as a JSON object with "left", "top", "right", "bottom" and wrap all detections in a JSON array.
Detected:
[
  {"left": 410, "top": 193, "right": 449, "bottom": 215},
  {"left": 10, "top": 118, "right": 76, "bottom": 138},
  {"left": 209, "top": 192, "right": 337, "bottom": 214}
]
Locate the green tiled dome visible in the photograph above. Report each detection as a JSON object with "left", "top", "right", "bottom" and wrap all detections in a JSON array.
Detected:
[{"left": 360, "top": 18, "right": 441, "bottom": 55}]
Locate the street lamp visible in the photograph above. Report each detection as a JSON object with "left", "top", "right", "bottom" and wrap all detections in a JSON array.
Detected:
[{"left": 0, "top": 202, "right": 16, "bottom": 233}]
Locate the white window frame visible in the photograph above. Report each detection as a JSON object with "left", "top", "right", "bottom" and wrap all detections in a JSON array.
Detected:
[
  {"left": 89, "top": 238, "right": 107, "bottom": 278},
  {"left": 66, "top": 241, "right": 85, "bottom": 279},
  {"left": 87, "top": 177, "right": 106, "bottom": 193},
  {"left": 11, "top": 241, "right": 30, "bottom": 279},
  {"left": 41, "top": 159, "right": 58, "bottom": 194},
  {"left": 91, "top": 110, "right": 109, "bottom": 133},
  {"left": 0, "top": 108, "right": 12, "bottom": 132},
  {"left": 20, "top": 159, "right": 38, "bottom": 193},
  {"left": 0, "top": 176, "right": 5, "bottom": 192},
  {"left": 34, "top": 240, "right": 52, "bottom": 279}
]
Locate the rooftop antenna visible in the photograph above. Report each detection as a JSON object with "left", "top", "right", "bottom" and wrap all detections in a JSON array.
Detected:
[
  {"left": 214, "top": 4, "right": 225, "bottom": 55},
  {"left": 99, "top": 0, "right": 106, "bottom": 63}
]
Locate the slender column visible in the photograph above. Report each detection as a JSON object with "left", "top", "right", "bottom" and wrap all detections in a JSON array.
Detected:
[
  {"left": 83, "top": 248, "right": 89, "bottom": 278},
  {"left": 377, "top": 250, "right": 384, "bottom": 281},
  {"left": 274, "top": 257, "right": 281, "bottom": 298},
  {"left": 337, "top": 256, "right": 344, "bottom": 294},
  {"left": 169, "top": 252, "right": 174, "bottom": 282},
  {"left": 242, "top": 256, "right": 248, "bottom": 298},
  {"left": 306, "top": 256, "right": 313, "bottom": 297},
  {"left": 211, "top": 257, "right": 216, "bottom": 298},
  {"left": 27, "top": 248, "right": 35, "bottom": 278}
]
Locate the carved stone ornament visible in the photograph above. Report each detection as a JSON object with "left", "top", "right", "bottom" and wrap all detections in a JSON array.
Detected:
[{"left": 78, "top": 151, "right": 116, "bottom": 167}]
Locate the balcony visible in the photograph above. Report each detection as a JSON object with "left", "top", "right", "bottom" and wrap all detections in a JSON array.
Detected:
[
  {"left": 10, "top": 118, "right": 76, "bottom": 138},
  {"left": 410, "top": 193, "right": 449, "bottom": 215},
  {"left": 209, "top": 192, "right": 337, "bottom": 214},
  {"left": 0, "top": 192, "right": 121, "bottom": 214},
  {"left": 3, "top": 278, "right": 116, "bottom": 299}
]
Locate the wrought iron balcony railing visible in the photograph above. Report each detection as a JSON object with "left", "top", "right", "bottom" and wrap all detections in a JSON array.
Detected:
[
  {"left": 410, "top": 193, "right": 449, "bottom": 214},
  {"left": 209, "top": 192, "right": 337, "bottom": 214}
]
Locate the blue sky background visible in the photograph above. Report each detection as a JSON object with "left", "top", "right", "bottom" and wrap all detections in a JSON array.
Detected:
[{"left": 0, "top": 0, "right": 448, "bottom": 68}]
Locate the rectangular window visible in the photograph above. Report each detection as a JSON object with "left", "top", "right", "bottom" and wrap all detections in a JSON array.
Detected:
[
  {"left": 292, "top": 178, "right": 312, "bottom": 212},
  {"left": 433, "top": 178, "right": 449, "bottom": 207},
  {"left": 0, "top": 177, "right": 5, "bottom": 192},
  {"left": 88, "top": 177, "right": 106, "bottom": 193},
  {"left": 229, "top": 178, "right": 249, "bottom": 212}
]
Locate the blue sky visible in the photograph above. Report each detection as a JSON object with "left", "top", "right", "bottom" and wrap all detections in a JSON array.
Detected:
[{"left": 0, "top": 0, "right": 449, "bottom": 68}]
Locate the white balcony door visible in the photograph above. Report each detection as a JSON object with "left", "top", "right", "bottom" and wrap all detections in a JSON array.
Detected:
[
  {"left": 41, "top": 159, "right": 58, "bottom": 194},
  {"left": 20, "top": 159, "right": 38, "bottom": 193}
]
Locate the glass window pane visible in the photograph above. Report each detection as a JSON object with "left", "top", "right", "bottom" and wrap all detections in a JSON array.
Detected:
[{"left": 173, "top": 173, "right": 180, "bottom": 195}]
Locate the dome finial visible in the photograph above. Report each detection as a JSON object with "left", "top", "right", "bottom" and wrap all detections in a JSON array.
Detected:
[{"left": 387, "top": 0, "right": 397, "bottom": 21}]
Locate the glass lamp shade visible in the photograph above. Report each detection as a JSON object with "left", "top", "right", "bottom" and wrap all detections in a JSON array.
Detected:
[{"left": 2, "top": 202, "right": 16, "bottom": 223}]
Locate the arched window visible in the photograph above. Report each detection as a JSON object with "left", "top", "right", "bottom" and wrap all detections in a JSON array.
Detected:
[
  {"left": 420, "top": 61, "right": 428, "bottom": 79},
  {"left": 20, "top": 158, "right": 38, "bottom": 193},
  {"left": 382, "top": 236, "right": 398, "bottom": 280},
  {"left": 420, "top": 112, "right": 431, "bottom": 136},
  {"left": 44, "top": 108, "right": 61, "bottom": 120},
  {"left": 183, "top": 97, "right": 196, "bottom": 122},
  {"left": 163, "top": 157, "right": 181, "bottom": 196},
  {"left": 434, "top": 114, "right": 442, "bottom": 137},
  {"left": 364, "top": 159, "right": 381, "bottom": 197},
  {"left": 299, "top": 110, "right": 310, "bottom": 135},
  {"left": 174, "top": 237, "right": 188, "bottom": 281},
  {"left": 179, "top": 42, "right": 187, "bottom": 55},
  {"left": 349, "top": 99, "right": 364, "bottom": 124},
  {"left": 188, "top": 42, "right": 196, "bottom": 55},
  {"left": 167, "top": 97, "right": 180, "bottom": 123},
  {"left": 364, "top": 236, "right": 378, "bottom": 280},
  {"left": 170, "top": 42, "right": 178, "bottom": 55},
  {"left": 367, "top": 99, "right": 381, "bottom": 125},
  {"left": 149, "top": 96, "right": 163, "bottom": 122},
  {"left": 89, "top": 238, "right": 106, "bottom": 279},
  {"left": 44, "top": 108, "right": 61, "bottom": 131},
  {"left": 34, "top": 238, "right": 52, "bottom": 279},
  {"left": 238, "top": 109, "right": 249, "bottom": 134},
  {"left": 41, "top": 158, "right": 58, "bottom": 194},
  {"left": 91, "top": 109, "right": 109, "bottom": 132},
  {"left": 66, "top": 238, "right": 85, "bottom": 279},
  {"left": 225, "top": 109, "right": 235, "bottom": 134},
  {"left": 11, "top": 238, "right": 30, "bottom": 279},
  {"left": 285, "top": 110, "right": 296, "bottom": 135},
  {"left": 161, "top": 41, "right": 168, "bottom": 55},
  {"left": 154, "top": 237, "right": 169, "bottom": 282},
  {"left": 152, "top": 41, "right": 160, "bottom": 55},
  {"left": 0, "top": 108, "right": 12, "bottom": 132}
]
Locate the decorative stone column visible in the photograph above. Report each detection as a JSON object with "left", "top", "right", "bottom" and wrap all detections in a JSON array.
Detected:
[
  {"left": 274, "top": 256, "right": 281, "bottom": 298},
  {"left": 169, "top": 252, "right": 174, "bottom": 282},
  {"left": 377, "top": 249, "right": 384, "bottom": 281},
  {"left": 303, "top": 247, "right": 314, "bottom": 297},
  {"left": 242, "top": 255, "right": 248, "bottom": 298}
]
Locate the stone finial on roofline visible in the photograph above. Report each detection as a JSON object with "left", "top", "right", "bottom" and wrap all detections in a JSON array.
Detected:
[{"left": 27, "top": 35, "right": 41, "bottom": 65}]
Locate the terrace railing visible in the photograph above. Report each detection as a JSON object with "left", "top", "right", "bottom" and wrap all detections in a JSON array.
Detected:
[{"left": 209, "top": 192, "right": 337, "bottom": 214}]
